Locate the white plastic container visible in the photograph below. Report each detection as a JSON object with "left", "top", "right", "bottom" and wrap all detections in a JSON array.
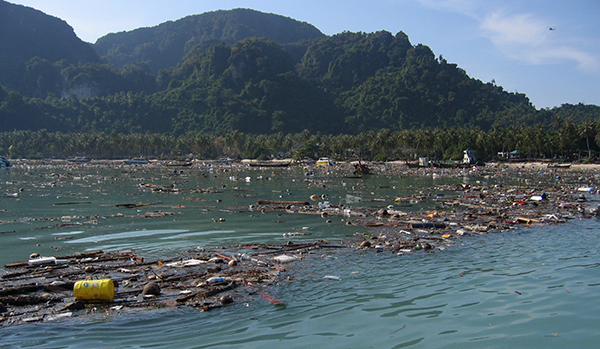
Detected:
[{"left": 28, "top": 256, "right": 56, "bottom": 265}]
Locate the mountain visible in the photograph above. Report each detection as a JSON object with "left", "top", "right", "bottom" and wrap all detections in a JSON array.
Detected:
[
  {"left": 94, "top": 8, "right": 326, "bottom": 74},
  {"left": 0, "top": 1, "right": 99, "bottom": 93},
  {"left": 0, "top": 29, "right": 547, "bottom": 135},
  {"left": 2, "top": 5, "right": 599, "bottom": 137},
  {"left": 149, "top": 30, "right": 537, "bottom": 134}
]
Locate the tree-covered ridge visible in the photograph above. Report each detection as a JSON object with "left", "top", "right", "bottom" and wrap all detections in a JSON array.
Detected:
[
  {"left": 148, "top": 31, "right": 537, "bottom": 134},
  {"left": 300, "top": 31, "right": 413, "bottom": 86},
  {"left": 0, "top": 1, "right": 99, "bottom": 93},
  {"left": 2, "top": 30, "right": 598, "bottom": 136},
  {"left": 296, "top": 31, "right": 534, "bottom": 132},
  {"left": 94, "top": 8, "right": 326, "bottom": 74},
  {"left": 1, "top": 4, "right": 600, "bottom": 138}
]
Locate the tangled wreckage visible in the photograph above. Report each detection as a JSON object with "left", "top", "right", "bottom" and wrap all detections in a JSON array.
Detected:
[{"left": 1, "top": 160, "right": 600, "bottom": 326}]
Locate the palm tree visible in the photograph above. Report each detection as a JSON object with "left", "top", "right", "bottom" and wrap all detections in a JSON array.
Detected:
[
  {"left": 578, "top": 120, "right": 596, "bottom": 159},
  {"left": 559, "top": 117, "right": 577, "bottom": 159}
]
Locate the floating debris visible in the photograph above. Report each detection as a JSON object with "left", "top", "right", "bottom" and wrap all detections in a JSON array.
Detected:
[{"left": 1, "top": 159, "right": 598, "bottom": 327}]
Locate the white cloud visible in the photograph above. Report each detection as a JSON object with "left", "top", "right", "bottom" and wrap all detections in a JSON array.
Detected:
[
  {"left": 481, "top": 12, "right": 547, "bottom": 47},
  {"left": 414, "top": 0, "right": 600, "bottom": 73},
  {"left": 480, "top": 11, "right": 600, "bottom": 72},
  {"left": 538, "top": 46, "right": 600, "bottom": 72}
]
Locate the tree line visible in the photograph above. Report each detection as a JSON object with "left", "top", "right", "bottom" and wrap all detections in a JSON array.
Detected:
[{"left": 2, "top": 118, "right": 599, "bottom": 162}]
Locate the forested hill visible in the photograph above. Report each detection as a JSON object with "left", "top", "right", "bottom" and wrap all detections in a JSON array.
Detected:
[
  {"left": 0, "top": 1, "right": 99, "bottom": 94},
  {"left": 1, "top": 4, "right": 600, "bottom": 137},
  {"left": 94, "top": 8, "right": 326, "bottom": 74},
  {"left": 152, "top": 31, "right": 536, "bottom": 134}
]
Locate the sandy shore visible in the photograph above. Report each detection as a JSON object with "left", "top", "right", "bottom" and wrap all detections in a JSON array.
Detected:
[
  {"left": 487, "top": 162, "right": 600, "bottom": 170},
  {"left": 7, "top": 157, "right": 600, "bottom": 171},
  {"left": 382, "top": 159, "right": 600, "bottom": 171}
]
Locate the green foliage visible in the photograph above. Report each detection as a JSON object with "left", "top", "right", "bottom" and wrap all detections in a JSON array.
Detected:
[
  {"left": 227, "top": 38, "right": 296, "bottom": 85},
  {"left": 442, "top": 145, "right": 463, "bottom": 160},
  {"left": 372, "top": 153, "right": 389, "bottom": 162},
  {"left": 94, "top": 8, "right": 326, "bottom": 74},
  {"left": 8, "top": 144, "right": 19, "bottom": 159},
  {"left": 3, "top": 121, "right": 600, "bottom": 162},
  {"left": 2, "top": 4, "right": 600, "bottom": 143},
  {"left": 293, "top": 139, "right": 321, "bottom": 160},
  {"left": 0, "top": 1, "right": 99, "bottom": 94}
]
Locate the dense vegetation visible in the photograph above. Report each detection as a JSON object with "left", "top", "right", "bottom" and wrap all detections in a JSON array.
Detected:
[
  {"left": 94, "top": 8, "right": 326, "bottom": 73},
  {"left": 0, "top": 3, "right": 554, "bottom": 135},
  {"left": 2, "top": 3, "right": 600, "bottom": 162},
  {"left": 2, "top": 116, "right": 600, "bottom": 162},
  {"left": 3, "top": 30, "right": 587, "bottom": 136},
  {"left": 0, "top": 0, "right": 99, "bottom": 95}
]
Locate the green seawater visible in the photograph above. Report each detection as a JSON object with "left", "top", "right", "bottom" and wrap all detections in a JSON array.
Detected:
[{"left": 1, "top": 163, "right": 600, "bottom": 348}]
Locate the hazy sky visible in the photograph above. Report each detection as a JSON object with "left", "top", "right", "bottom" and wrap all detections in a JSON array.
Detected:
[{"left": 9, "top": 0, "right": 600, "bottom": 109}]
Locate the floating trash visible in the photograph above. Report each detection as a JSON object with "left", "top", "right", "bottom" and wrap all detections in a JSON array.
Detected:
[{"left": 323, "top": 275, "right": 341, "bottom": 281}]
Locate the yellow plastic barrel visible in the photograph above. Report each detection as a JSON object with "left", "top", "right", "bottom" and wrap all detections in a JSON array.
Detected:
[{"left": 73, "top": 279, "right": 115, "bottom": 302}]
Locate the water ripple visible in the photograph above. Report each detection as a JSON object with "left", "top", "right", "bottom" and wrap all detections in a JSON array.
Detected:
[{"left": 3, "top": 170, "right": 600, "bottom": 348}]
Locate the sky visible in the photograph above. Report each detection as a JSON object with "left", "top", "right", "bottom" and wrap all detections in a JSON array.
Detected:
[{"left": 8, "top": 0, "right": 600, "bottom": 109}]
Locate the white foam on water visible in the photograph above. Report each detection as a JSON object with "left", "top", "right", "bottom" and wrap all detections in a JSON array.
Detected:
[
  {"left": 159, "top": 230, "right": 235, "bottom": 239},
  {"left": 52, "top": 231, "right": 85, "bottom": 236},
  {"left": 65, "top": 229, "right": 189, "bottom": 244}
]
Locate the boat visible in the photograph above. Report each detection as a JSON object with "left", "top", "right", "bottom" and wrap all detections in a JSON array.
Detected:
[
  {"left": 67, "top": 157, "right": 90, "bottom": 164},
  {"left": 0, "top": 157, "right": 13, "bottom": 168},
  {"left": 316, "top": 157, "right": 333, "bottom": 166},
  {"left": 351, "top": 159, "right": 370, "bottom": 175},
  {"left": 548, "top": 163, "right": 571, "bottom": 169},
  {"left": 353, "top": 162, "right": 370, "bottom": 175},
  {"left": 405, "top": 162, "right": 424, "bottom": 168},
  {"left": 405, "top": 157, "right": 430, "bottom": 168},
  {"left": 123, "top": 159, "right": 150, "bottom": 165},
  {"left": 246, "top": 160, "right": 292, "bottom": 167},
  {"left": 164, "top": 160, "right": 193, "bottom": 167}
]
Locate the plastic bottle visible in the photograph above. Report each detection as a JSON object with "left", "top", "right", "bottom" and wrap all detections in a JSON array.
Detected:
[
  {"left": 205, "top": 276, "right": 231, "bottom": 284},
  {"left": 28, "top": 256, "right": 56, "bottom": 265},
  {"left": 238, "top": 253, "right": 251, "bottom": 261}
]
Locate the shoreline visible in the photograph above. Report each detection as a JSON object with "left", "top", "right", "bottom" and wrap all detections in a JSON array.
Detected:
[{"left": 4, "top": 156, "right": 600, "bottom": 172}]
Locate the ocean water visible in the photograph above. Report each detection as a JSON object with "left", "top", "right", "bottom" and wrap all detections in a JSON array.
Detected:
[{"left": 1, "top": 163, "right": 600, "bottom": 348}]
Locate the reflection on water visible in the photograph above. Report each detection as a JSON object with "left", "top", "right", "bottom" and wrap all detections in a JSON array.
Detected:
[
  {"left": 1, "top": 164, "right": 600, "bottom": 347},
  {"left": 65, "top": 229, "right": 190, "bottom": 243}
]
